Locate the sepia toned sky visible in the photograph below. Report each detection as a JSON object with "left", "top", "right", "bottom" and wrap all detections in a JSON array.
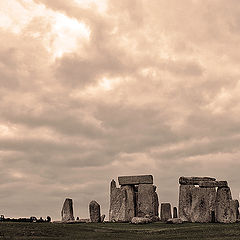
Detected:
[{"left": 1, "top": 0, "right": 240, "bottom": 220}]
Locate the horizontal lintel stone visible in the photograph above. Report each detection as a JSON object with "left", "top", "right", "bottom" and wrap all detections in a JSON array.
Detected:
[
  {"left": 179, "top": 176, "right": 216, "bottom": 185},
  {"left": 118, "top": 175, "right": 153, "bottom": 185},
  {"left": 199, "top": 181, "right": 228, "bottom": 188}
]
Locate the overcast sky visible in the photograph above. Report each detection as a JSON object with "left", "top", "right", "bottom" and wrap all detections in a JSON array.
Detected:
[{"left": 1, "top": 0, "right": 240, "bottom": 220}]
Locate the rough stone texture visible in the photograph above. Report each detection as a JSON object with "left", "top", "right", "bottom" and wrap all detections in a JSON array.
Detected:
[
  {"left": 109, "top": 180, "right": 135, "bottom": 222},
  {"left": 235, "top": 200, "right": 240, "bottom": 219},
  {"left": 118, "top": 175, "right": 153, "bottom": 185},
  {"left": 178, "top": 185, "right": 195, "bottom": 222},
  {"left": 89, "top": 200, "right": 101, "bottom": 223},
  {"left": 179, "top": 185, "right": 216, "bottom": 222},
  {"left": 179, "top": 176, "right": 216, "bottom": 185},
  {"left": 173, "top": 207, "right": 178, "bottom": 218},
  {"left": 131, "top": 217, "right": 152, "bottom": 224},
  {"left": 61, "top": 198, "right": 74, "bottom": 222},
  {"left": 160, "top": 203, "right": 172, "bottom": 222},
  {"left": 190, "top": 187, "right": 216, "bottom": 222},
  {"left": 199, "top": 181, "right": 228, "bottom": 188},
  {"left": 100, "top": 214, "right": 105, "bottom": 222},
  {"left": 216, "top": 187, "right": 237, "bottom": 223},
  {"left": 167, "top": 218, "right": 183, "bottom": 224},
  {"left": 137, "top": 184, "right": 155, "bottom": 218}
]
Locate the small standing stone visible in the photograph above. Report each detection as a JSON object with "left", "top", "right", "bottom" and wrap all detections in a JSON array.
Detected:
[
  {"left": 100, "top": 214, "right": 105, "bottom": 222},
  {"left": 173, "top": 207, "right": 178, "bottom": 218},
  {"left": 89, "top": 200, "right": 101, "bottom": 223},
  {"left": 161, "top": 203, "right": 172, "bottom": 222},
  {"left": 61, "top": 198, "right": 74, "bottom": 221}
]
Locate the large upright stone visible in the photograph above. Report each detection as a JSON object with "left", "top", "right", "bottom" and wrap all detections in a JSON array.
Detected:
[
  {"left": 61, "top": 198, "right": 74, "bottom": 221},
  {"left": 190, "top": 187, "right": 216, "bottom": 222},
  {"left": 216, "top": 187, "right": 237, "bottom": 223},
  {"left": 179, "top": 177, "right": 216, "bottom": 185},
  {"left": 161, "top": 203, "right": 172, "bottom": 222},
  {"left": 109, "top": 180, "right": 135, "bottom": 222},
  {"left": 118, "top": 175, "right": 153, "bottom": 185},
  {"left": 137, "top": 184, "right": 155, "bottom": 217},
  {"left": 178, "top": 185, "right": 195, "bottom": 222},
  {"left": 89, "top": 200, "right": 101, "bottom": 223}
]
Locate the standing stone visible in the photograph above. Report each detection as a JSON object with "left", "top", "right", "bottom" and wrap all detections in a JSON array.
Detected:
[
  {"left": 137, "top": 184, "right": 155, "bottom": 218},
  {"left": 190, "top": 187, "right": 216, "bottom": 223},
  {"left": 216, "top": 187, "right": 237, "bottom": 223},
  {"left": 109, "top": 180, "right": 135, "bottom": 222},
  {"left": 161, "top": 203, "right": 172, "bottom": 222},
  {"left": 173, "top": 207, "right": 178, "bottom": 218},
  {"left": 61, "top": 198, "right": 74, "bottom": 221},
  {"left": 89, "top": 200, "right": 101, "bottom": 223},
  {"left": 178, "top": 184, "right": 195, "bottom": 222}
]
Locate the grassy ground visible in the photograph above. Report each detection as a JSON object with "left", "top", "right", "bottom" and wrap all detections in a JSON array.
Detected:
[{"left": 0, "top": 222, "right": 240, "bottom": 240}]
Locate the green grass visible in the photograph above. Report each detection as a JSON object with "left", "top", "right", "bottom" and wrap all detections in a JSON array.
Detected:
[{"left": 0, "top": 222, "right": 240, "bottom": 240}]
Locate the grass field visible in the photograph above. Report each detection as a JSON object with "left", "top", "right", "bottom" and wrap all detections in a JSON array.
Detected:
[{"left": 0, "top": 222, "right": 240, "bottom": 240}]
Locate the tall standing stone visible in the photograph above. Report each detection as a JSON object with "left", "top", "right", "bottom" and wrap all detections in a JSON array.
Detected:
[
  {"left": 190, "top": 187, "right": 216, "bottom": 223},
  {"left": 137, "top": 184, "right": 155, "bottom": 217},
  {"left": 89, "top": 200, "right": 101, "bottom": 223},
  {"left": 216, "top": 187, "right": 237, "bottom": 223},
  {"left": 61, "top": 198, "right": 74, "bottom": 221},
  {"left": 109, "top": 180, "right": 135, "bottom": 222},
  {"left": 161, "top": 203, "right": 172, "bottom": 222},
  {"left": 173, "top": 207, "right": 178, "bottom": 218}
]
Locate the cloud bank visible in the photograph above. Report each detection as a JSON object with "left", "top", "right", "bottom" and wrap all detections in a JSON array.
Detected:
[{"left": 1, "top": 0, "right": 240, "bottom": 219}]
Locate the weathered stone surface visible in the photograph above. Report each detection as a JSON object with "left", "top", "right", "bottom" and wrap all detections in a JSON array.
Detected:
[
  {"left": 167, "top": 218, "right": 183, "bottom": 224},
  {"left": 179, "top": 176, "right": 216, "bottom": 185},
  {"left": 178, "top": 185, "right": 195, "bottom": 222},
  {"left": 118, "top": 175, "right": 153, "bottom": 185},
  {"left": 100, "top": 214, "right": 105, "bottom": 222},
  {"left": 216, "top": 187, "right": 237, "bottom": 223},
  {"left": 137, "top": 184, "right": 155, "bottom": 217},
  {"left": 160, "top": 203, "right": 172, "bottom": 222},
  {"left": 61, "top": 198, "right": 74, "bottom": 222},
  {"left": 89, "top": 200, "right": 101, "bottom": 223},
  {"left": 131, "top": 217, "right": 152, "bottom": 224},
  {"left": 190, "top": 187, "right": 216, "bottom": 222},
  {"left": 173, "top": 207, "right": 178, "bottom": 218},
  {"left": 109, "top": 180, "right": 135, "bottom": 222},
  {"left": 235, "top": 200, "right": 239, "bottom": 219},
  {"left": 179, "top": 185, "right": 216, "bottom": 222},
  {"left": 199, "top": 181, "right": 228, "bottom": 188}
]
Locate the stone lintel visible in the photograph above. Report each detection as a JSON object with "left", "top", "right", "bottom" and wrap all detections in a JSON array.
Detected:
[
  {"left": 179, "top": 176, "right": 216, "bottom": 185},
  {"left": 118, "top": 175, "right": 153, "bottom": 185},
  {"left": 199, "top": 181, "right": 228, "bottom": 188}
]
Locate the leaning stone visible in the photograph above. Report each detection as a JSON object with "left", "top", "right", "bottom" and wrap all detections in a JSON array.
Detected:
[
  {"left": 199, "top": 181, "right": 228, "bottom": 188},
  {"left": 161, "top": 203, "right": 172, "bottom": 222},
  {"left": 118, "top": 175, "right": 153, "bottom": 185},
  {"left": 131, "top": 217, "right": 152, "bottom": 224},
  {"left": 216, "top": 187, "right": 237, "bottom": 223},
  {"left": 61, "top": 198, "right": 74, "bottom": 222},
  {"left": 167, "top": 218, "right": 183, "bottom": 224},
  {"left": 137, "top": 184, "right": 155, "bottom": 217},
  {"left": 100, "top": 214, "right": 105, "bottom": 222},
  {"left": 173, "top": 207, "right": 178, "bottom": 218},
  {"left": 89, "top": 200, "right": 101, "bottom": 223},
  {"left": 179, "top": 176, "right": 216, "bottom": 185}
]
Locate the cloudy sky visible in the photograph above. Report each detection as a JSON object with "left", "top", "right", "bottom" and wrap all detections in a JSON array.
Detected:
[{"left": 1, "top": 0, "right": 240, "bottom": 220}]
